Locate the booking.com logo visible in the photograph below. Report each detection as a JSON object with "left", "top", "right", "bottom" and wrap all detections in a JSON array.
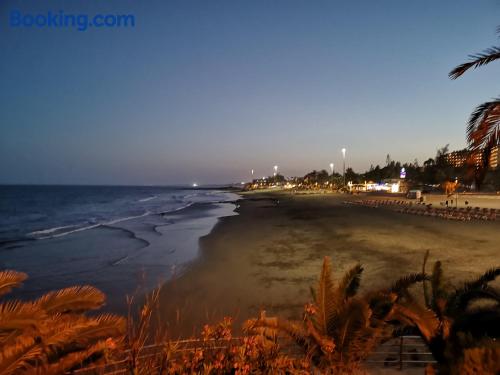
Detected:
[{"left": 9, "top": 10, "right": 135, "bottom": 31}]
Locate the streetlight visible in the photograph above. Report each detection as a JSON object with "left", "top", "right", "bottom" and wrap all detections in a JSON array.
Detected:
[
  {"left": 273, "top": 165, "right": 278, "bottom": 177},
  {"left": 341, "top": 148, "right": 346, "bottom": 186},
  {"left": 329, "top": 162, "right": 334, "bottom": 188}
]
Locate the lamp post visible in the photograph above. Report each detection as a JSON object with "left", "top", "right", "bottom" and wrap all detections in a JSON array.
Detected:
[
  {"left": 341, "top": 148, "right": 346, "bottom": 186},
  {"left": 273, "top": 165, "right": 278, "bottom": 178},
  {"left": 329, "top": 163, "right": 334, "bottom": 189}
]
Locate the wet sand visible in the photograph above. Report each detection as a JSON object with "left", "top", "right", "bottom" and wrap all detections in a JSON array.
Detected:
[{"left": 159, "top": 191, "right": 500, "bottom": 337}]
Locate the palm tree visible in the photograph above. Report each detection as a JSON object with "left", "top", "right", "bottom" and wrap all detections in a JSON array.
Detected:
[
  {"left": 449, "top": 27, "right": 500, "bottom": 190},
  {"left": 394, "top": 252, "right": 500, "bottom": 374},
  {"left": 0, "top": 270, "right": 125, "bottom": 375},
  {"left": 246, "top": 257, "right": 426, "bottom": 373}
]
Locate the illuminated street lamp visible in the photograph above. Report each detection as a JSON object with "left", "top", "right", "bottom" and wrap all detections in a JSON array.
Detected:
[
  {"left": 341, "top": 148, "right": 346, "bottom": 186},
  {"left": 329, "top": 162, "right": 334, "bottom": 189},
  {"left": 273, "top": 165, "right": 278, "bottom": 177},
  {"left": 329, "top": 163, "right": 334, "bottom": 174}
]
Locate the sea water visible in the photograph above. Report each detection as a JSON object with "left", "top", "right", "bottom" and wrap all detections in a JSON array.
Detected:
[{"left": 0, "top": 185, "right": 239, "bottom": 311}]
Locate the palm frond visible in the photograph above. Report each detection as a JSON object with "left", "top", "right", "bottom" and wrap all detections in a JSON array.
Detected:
[
  {"left": 390, "top": 273, "right": 427, "bottom": 296},
  {"left": 42, "top": 314, "right": 125, "bottom": 354},
  {"left": 0, "top": 335, "right": 45, "bottom": 375},
  {"left": 449, "top": 46, "right": 500, "bottom": 79},
  {"left": 0, "top": 271, "right": 28, "bottom": 298},
  {"left": 466, "top": 100, "right": 500, "bottom": 155},
  {"left": 366, "top": 291, "right": 397, "bottom": 321},
  {"left": 335, "top": 299, "right": 371, "bottom": 363},
  {"left": 422, "top": 251, "right": 431, "bottom": 308},
  {"left": 247, "top": 316, "right": 311, "bottom": 353},
  {"left": 454, "top": 286, "right": 500, "bottom": 312},
  {"left": 447, "top": 267, "right": 500, "bottom": 315},
  {"left": 393, "top": 303, "right": 439, "bottom": 343},
  {"left": 338, "top": 264, "right": 363, "bottom": 300},
  {"left": 40, "top": 340, "right": 110, "bottom": 375},
  {"left": 430, "top": 262, "right": 447, "bottom": 313},
  {"left": 0, "top": 300, "right": 45, "bottom": 334},
  {"left": 462, "top": 267, "right": 500, "bottom": 290},
  {"left": 314, "top": 257, "right": 338, "bottom": 336},
  {"left": 36, "top": 286, "right": 105, "bottom": 314}
]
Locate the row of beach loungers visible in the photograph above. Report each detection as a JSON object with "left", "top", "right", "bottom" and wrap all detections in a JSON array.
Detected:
[{"left": 344, "top": 199, "right": 499, "bottom": 221}]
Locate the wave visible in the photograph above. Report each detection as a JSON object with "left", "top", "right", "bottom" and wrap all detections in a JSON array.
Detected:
[
  {"left": 138, "top": 195, "right": 157, "bottom": 202},
  {"left": 24, "top": 191, "right": 233, "bottom": 241},
  {"left": 160, "top": 202, "right": 194, "bottom": 215},
  {"left": 105, "top": 211, "right": 151, "bottom": 225},
  {"left": 37, "top": 223, "right": 102, "bottom": 239},
  {"left": 28, "top": 224, "right": 79, "bottom": 236},
  {"left": 33, "top": 212, "right": 152, "bottom": 240}
]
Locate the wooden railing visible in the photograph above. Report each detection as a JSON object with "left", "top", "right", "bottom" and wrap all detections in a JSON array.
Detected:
[{"left": 72, "top": 335, "right": 436, "bottom": 374}]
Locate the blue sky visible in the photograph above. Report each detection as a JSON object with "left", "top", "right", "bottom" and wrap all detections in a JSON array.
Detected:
[{"left": 1, "top": 0, "right": 500, "bottom": 184}]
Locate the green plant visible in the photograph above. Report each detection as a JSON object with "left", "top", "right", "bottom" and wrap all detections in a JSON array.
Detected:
[
  {"left": 0, "top": 270, "right": 125, "bottom": 375},
  {"left": 246, "top": 257, "right": 425, "bottom": 373},
  {"left": 394, "top": 251, "right": 500, "bottom": 374},
  {"left": 450, "top": 26, "right": 500, "bottom": 189}
]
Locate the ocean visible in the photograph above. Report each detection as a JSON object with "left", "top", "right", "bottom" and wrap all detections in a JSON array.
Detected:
[{"left": 0, "top": 185, "right": 239, "bottom": 311}]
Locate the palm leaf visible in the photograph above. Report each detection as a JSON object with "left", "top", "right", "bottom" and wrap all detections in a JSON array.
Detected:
[
  {"left": 454, "top": 286, "right": 500, "bottom": 312},
  {"left": 247, "top": 316, "right": 311, "bottom": 354},
  {"left": 449, "top": 46, "right": 500, "bottom": 79},
  {"left": 466, "top": 100, "right": 500, "bottom": 156},
  {"left": 40, "top": 341, "right": 110, "bottom": 375},
  {"left": 314, "top": 257, "right": 338, "bottom": 336},
  {"left": 393, "top": 303, "right": 439, "bottom": 343},
  {"left": 447, "top": 267, "right": 500, "bottom": 315},
  {"left": 0, "top": 300, "right": 45, "bottom": 334},
  {"left": 35, "top": 286, "right": 105, "bottom": 314},
  {"left": 390, "top": 273, "right": 427, "bottom": 296},
  {"left": 422, "top": 250, "right": 431, "bottom": 308},
  {"left": 0, "top": 335, "right": 45, "bottom": 375},
  {"left": 42, "top": 314, "right": 125, "bottom": 354},
  {"left": 430, "top": 261, "right": 447, "bottom": 314},
  {"left": 335, "top": 300, "right": 380, "bottom": 364},
  {"left": 461, "top": 267, "right": 500, "bottom": 290},
  {"left": 338, "top": 264, "right": 363, "bottom": 300},
  {"left": 366, "top": 291, "right": 397, "bottom": 321},
  {"left": 0, "top": 271, "right": 28, "bottom": 298}
]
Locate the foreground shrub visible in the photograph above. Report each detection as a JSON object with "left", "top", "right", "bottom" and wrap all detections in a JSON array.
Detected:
[
  {"left": 0, "top": 253, "right": 498, "bottom": 374},
  {"left": 0, "top": 270, "right": 125, "bottom": 375},
  {"left": 395, "top": 251, "right": 500, "bottom": 375},
  {"left": 118, "top": 289, "right": 309, "bottom": 374},
  {"left": 245, "top": 256, "right": 426, "bottom": 374}
]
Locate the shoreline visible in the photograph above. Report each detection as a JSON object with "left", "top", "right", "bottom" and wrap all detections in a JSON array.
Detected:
[
  {"left": 1, "top": 190, "right": 239, "bottom": 314},
  {"left": 158, "top": 190, "right": 500, "bottom": 337}
]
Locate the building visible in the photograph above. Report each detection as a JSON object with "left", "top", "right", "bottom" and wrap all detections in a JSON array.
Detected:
[
  {"left": 490, "top": 146, "right": 499, "bottom": 169},
  {"left": 443, "top": 149, "right": 468, "bottom": 168},
  {"left": 443, "top": 146, "right": 499, "bottom": 170}
]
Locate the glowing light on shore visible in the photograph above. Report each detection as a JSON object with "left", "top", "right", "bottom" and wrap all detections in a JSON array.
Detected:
[
  {"left": 192, "top": 183, "right": 198, "bottom": 187},
  {"left": 391, "top": 182, "right": 400, "bottom": 193}
]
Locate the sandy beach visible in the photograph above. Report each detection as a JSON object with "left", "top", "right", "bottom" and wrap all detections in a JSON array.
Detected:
[{"left": 159, "top": 191, "right": 500, "bottom": 337}]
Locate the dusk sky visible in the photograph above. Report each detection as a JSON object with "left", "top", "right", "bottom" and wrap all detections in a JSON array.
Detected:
[{"left": 1, "top": 0, "right": 500, "bottom": 185}]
